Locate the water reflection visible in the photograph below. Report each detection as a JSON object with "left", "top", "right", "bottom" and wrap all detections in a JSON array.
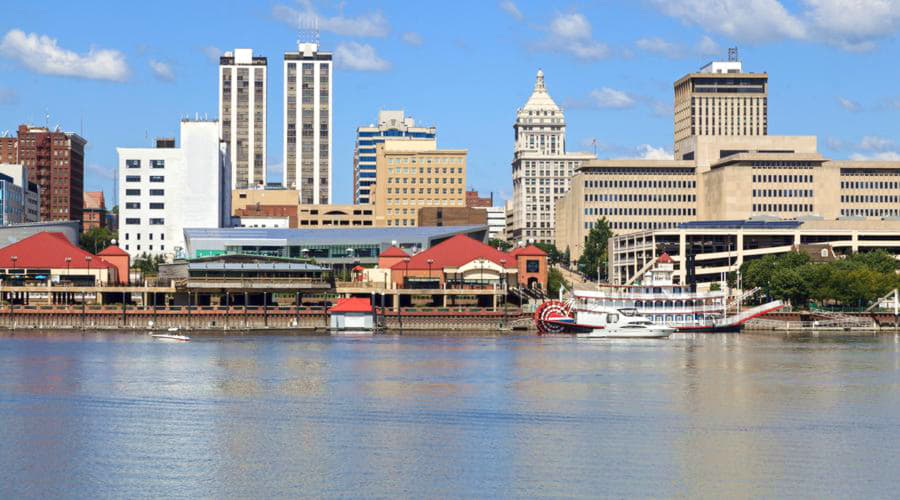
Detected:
[{"left": 0, "top": 331, "right": 898, "bottom": 498}]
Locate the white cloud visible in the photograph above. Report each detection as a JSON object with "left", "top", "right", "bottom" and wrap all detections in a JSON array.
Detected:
[
  {"left": 149, "top": 60, "right": 175, "bottom": 81},
  {"left": 201, "top": 46, "right": 222, "bottom": 62},
  {"left": 538, "top": 12, "right": 610, "bottom": 61},
  {"left": 696, "top": 35, "right": 721, "bottom": 56},
  {"left": 589, "top": 87, "right": 636, "bottom": 109},
  {"left": 612, "top": 145, "right": 675, "bottom": 160},
  {"left": 334, "top": 42, "right": 390, "bottom": 71},
  {"left": 401, "top": 32, "right": 423, "bottom": 46},
  {"left": 0, "top": 29, "right": 128, "bottom": 81},
  {"left": 825, "top": 137, "right": 846, "bottom": 151},
  {"left": 650, "top": 0, "right": 900, "bottom": 51},
  {"left": 635, "top": 37, "right": 684, "bottom": 58},
  {"left": 837, "top": 97, "right": 862, "bottom": 112},
  {"left": 87, "top": 163, "right": 116, "bottom": 180},
  {"left": 500, "top": 0, "right": 524, "bottom": 21},
  {"left": 650, "top": 0, "right": 806, "bottom": 43},
  {"left": 860, "top": 135, "right": 896, "bottom": 151},
  {"left": 273, "top": 1, "right": 389, "bottom": 37},
  {"left": 849, "top": 151, "right": 900, "bottom": 161}
]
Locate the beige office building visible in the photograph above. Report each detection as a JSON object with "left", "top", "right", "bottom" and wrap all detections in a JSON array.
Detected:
[
  {"left": 372, "top": 139, "right": 467, "bottom": 227},
  {"left": 674, "top": 59, "right": 768, "bottom": 160},
  {"left": 219, "top": 49, "right": 267, "bottom": 189},
  {"left": 556, "top": 134, "right": 900, "bottom": 262}
]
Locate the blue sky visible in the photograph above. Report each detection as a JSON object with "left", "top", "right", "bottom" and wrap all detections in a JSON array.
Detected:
[{"left": 1, "top": 0, "right": 899, "bottom": 206}]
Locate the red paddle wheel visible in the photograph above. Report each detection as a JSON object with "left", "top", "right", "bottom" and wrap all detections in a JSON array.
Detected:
[{"left": 533, "top": 300, "right": 573, "bottom": 334}]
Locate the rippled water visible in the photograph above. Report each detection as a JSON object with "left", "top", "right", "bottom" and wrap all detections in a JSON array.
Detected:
[{"left": 1, "top": 331, "right": 899, "bottom": 498}]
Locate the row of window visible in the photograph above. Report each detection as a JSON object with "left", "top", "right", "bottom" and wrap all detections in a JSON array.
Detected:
[
  {"left": 841, "top": 195, "right": 900, "bottom": 203},
  {"left": 387, "top": 177, "right": 461, "bottom": 185},
  {"left": 386, "top": 198, "right": 462, "bottom": 206},
  {"left": 586, "top": 179, "right": 696, "bottom": 189},
  {"left": 752, "top": 203, "right": 814, "bottom": 212},
  {"left": 587, "top": 207, "right": 696, "bottom": 217},
  {"left": 125, "top": 159, "right": 165, "bottom": 169},
  {"left": 124, "top": 202, "right": 164, "bottom": 209},
  {"left": 124, "top": 218, "right": 165, "bottom": 225},
  {"left": 123, "top": 244, "right": 164, "bottom": 252},
  {"left": 752, "top": 189, "right": 814, "bottom": 198},
  {"left": 386, "top": 187, "right": 464, "bottom": 195},
  {"left": 387, "top": 166, "right": 463, "bottom": 174},
  {"left": 840, "top": 181, "right": 900, "bottom": 189},
  {"left": 751, "top": 162, "right": 816, "bottom": 168},
  {"left": 125, "top": 189, "right": 164, "bottom": 196},
  {"left": 584, "top": 193, "right": 696, "bottom": 203},
  {"left": 587, "top": 221, "right": 679, "bottom": 231},
  {"left": 123, "top": 233, "right": 164, "bottom": 241},
  {"left": 752, "top": 174, "right": 813, "bottom": 183},
  {"left": 840, "top": 208, "right": 900, "bottom": 217},
  {"left": 387, "top": 157, "right": 462, "bottom": 165},
  {"left": 125, "top": 175, "right": 164, "bottom": 183}
]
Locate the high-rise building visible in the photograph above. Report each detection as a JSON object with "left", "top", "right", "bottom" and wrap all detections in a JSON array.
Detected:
[
  {"left": 219, "top": 48, "right": 267, "bottom": 189},
  {"left": 10, "top": 124, "right": 86, "bottom": 222},
  {"left": 283, "top": 38, "right": 332, "bottom": 204},
  {"left": 354, "top": 110, "right": 436, "bottom": 204},
  {"left": 372, "top": 139, "right": 467, "bottom": 227},
  {"left": 673, "top": 56, "right": 768, "bottom": 159},
  {"left": 117, "top": 120, "right": 231, "bottom": 260},
  {"left": 510, "top": 69, "right": 594, "bottom": 244}
]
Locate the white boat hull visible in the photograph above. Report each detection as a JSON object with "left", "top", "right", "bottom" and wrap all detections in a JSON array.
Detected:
[
  {"left": 151, "top": 334, "right": 191, "bottom": 342},
  {"left": 577, "top": 327, "right": 672, "bottom": 339}
]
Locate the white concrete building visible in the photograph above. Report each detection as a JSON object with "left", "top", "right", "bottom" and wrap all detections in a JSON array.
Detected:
[
  {"left": 475, "top": 206, "right": 507, "bottom": 240},
  {"left": 510, "top": 69, "right": 594, "bottom": 244},
  {"left": 219, "top": 48, "right": 267, "bottom": 189},
  {"left": 117, "top": 120, "right": 231, "bottom": 260},
  {"left": 284, "top": 39, "right": 332, "bottom": 204}
]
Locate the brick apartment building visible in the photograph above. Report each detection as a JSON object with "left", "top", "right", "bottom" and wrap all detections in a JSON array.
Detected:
[
  {"left": 82, "top": 191, "right": 106, "bottom": 232},
  {"left": 2, "top": 124, "right": 87, "bottom": 223}
]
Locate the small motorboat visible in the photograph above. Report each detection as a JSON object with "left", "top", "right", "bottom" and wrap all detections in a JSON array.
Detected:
[{"left": 151, "top": 332, "right": 191, "bottom": 341}]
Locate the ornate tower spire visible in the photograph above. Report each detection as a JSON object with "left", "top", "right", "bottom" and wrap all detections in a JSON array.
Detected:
[{"left": 535, "top": 68, "right": 545, "bottom": 92}]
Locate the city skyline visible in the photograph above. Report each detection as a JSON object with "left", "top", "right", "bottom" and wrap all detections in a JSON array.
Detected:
[{"left": 1, "top": 1, "right": 898, "bottom": 206}]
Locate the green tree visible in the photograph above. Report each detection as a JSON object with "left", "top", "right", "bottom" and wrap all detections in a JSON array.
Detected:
[
  {"left": 80, "top": 226, "right": 114, "bottom": 254},
  {"left": 577, "top": 218, "right": 612, "bottom": 281},
  {"left": 534, "top": 242, "right": 564, "bottom": 265},
  {"left": 547, "top": 267, "right": 569, "bottom": 294},
  {"left": 489, "top": 238, "right": 512, "bottom": 251},
  {"left": 132, "top": 253, "right": 165, "bottom": 274}
]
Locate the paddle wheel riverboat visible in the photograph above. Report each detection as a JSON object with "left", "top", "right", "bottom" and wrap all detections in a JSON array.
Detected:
[{"left": 534, "top": 253, "right": 783, "bottom": 334}]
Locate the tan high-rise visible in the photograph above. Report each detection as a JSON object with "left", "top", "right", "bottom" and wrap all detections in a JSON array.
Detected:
[
  {"left": 220, "top": 49, "right": 267, "bottom": 189},
  {"left": 372, "top": 139, "right": 466, "bottom": 227},
  {"left": 674, "top": 60, "right": 768, "bottom": 160}
]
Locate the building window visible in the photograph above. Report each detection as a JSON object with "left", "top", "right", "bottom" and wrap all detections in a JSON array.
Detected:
[
  {"left": 126, "top": 159, "right": 141, "bottom": 168},
  {"left": 125, "top": 218, "right": 140, "bottom": 225},
  {"left": 149, "top": 189, "right": 164, "bottom": 196},
  {"left": 149, "top": 218, "right": 164, "bottom": 225},
  {"left": 526, "top": 260, "right": 540, "bottom": 273},
  {"left": 149, "top": 202, "right": 164, "bottom": 209},
  {"left": 125, "top": 189, "right": 140, "bottom": 196},
  {"left": 125, "top": 202, "right": 140, "bottom": 209},
  {"left": 125, "top": 175, "right": 140, "bottom": 182},
  {"left": 149, "top": 176, "right": 164, "bottom": 183},
  {"left": 150, "top": 160, "right": 165, "bottom": 169}
]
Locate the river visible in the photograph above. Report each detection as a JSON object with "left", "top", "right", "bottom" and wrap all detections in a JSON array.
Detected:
[{"left": 1, "top": 331, "right": 898, "bottom": 498}]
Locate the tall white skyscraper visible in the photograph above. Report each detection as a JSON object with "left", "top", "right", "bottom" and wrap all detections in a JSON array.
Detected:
[
  {"left": 283, "top": 37, "right": 332, "bottom": 204},
  {"left": 511, "top": 69, "right": 594, "bottom": 244},
  {"left": 219, "top": 48, "right": 267, "bottom": 189}
]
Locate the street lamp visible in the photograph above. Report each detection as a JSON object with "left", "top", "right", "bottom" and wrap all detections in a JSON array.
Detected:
[
  {"left": 65, "top": 257, "right": 72, "bottom": 281},
  {"left": 499, "top": 258, "right": 508, "bottom": 325},
  {"left": 402, "top": 256, "right": 411, "bottom": 288},
  {"left": 426, "top": 258, "right": 434, "bottom": 282},
  {"left": 85, "top": 256, "right": 92, "bottom": 286}
]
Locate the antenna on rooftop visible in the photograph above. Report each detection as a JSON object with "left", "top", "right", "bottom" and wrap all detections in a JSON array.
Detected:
[{"left": 728, "top": 47, "right": 739, "bottom": 62}]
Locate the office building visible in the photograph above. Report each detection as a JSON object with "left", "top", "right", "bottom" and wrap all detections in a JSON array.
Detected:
[
  {"left": 4, "top": 124, "right": 86, "bottom": 222},
  {"left": 0, "top": 164, "right": 40, "bottom": 225},
  {"left": 284, "top": 37, "right": 332, "bottom": 204},
  {"left": 354, "top": 110, "right": 436, "bottom": 204},
  {"left": 82, "top": 191, "right": 106, "bottom": 231},
  {"left": 117, "top": 120, "right": 231, "bottom": 260},
  {"left": 510, "top": 70, "right": 594, "bottom": 244},
  {"left": 673, "top": 54, "right": 768, "bottom": 159},
  {"left": 609, "top": 219, "right": 900, "bottom": 285},
  {"left": 232, "top": 203, "right": 375, "bottom": 229},
  {"left": 372, "top": 139, "right": 467, "bottom": 227},
  {"left": 219, "top": 48, "right": 267, "bottom": 188},
  {"left": 417, "top": 207, "right": 487, "bottom": 227}
]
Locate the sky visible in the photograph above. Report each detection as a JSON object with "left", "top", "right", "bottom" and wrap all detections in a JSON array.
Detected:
[{"left": 1, "top": 0, "right": 899, "bottom": 207}]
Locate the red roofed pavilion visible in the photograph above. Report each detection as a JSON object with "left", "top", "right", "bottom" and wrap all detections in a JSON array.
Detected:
[{"left": 0, "top": 232, "right": 119, "bottom": 285}]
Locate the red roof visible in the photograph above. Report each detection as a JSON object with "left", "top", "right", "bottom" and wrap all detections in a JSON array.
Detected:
[
  {"left": 657, "top": 253, "right": 673, "bottom": 263},
  {"left": 83, "top": 191, "right": 105, "bottom": 210},
  {"left": 509, "top": 244, "right": 548, "bottom": 257},
  {"left": 391, "top": 234, "right": 516, "bottom": 270},
  {"left": 329, "top": 297, "right": 372, "bottom": 313},
  {"left": 379, "top": 246, "right": 409, "bottom": 258},
  {"left": 97, "top": 245, "right": 129, "bottom": 257},
  {"left": 0, "top": 232, "right": 114, "bottom": 270},
  {"left": 352, "top": 265, "right": 365, "bottom": 271}
]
